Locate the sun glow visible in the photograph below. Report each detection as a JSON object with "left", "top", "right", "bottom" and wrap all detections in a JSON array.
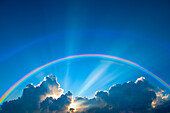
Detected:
[
  {"left": 68, "top": 102, "right": 77, "bottom": 112},
  {"left": 46, "top": 94, "right": 59, "bottom": 100}
]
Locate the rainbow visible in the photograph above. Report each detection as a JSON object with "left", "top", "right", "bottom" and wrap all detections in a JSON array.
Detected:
[{"left": 0, "top": 54, "right": 169, "bottom": 104}]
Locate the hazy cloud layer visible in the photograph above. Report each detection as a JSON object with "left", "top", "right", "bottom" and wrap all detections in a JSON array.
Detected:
[{"left": 0, "top": 75, "right": 170, "bottom": 113}]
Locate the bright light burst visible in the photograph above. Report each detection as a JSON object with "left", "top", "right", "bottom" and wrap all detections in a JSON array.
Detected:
[{"left": 68, "top": 101, "right": 77, "bottom": 112}]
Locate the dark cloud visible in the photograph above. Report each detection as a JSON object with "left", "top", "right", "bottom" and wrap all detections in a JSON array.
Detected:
[
  {"left": 74, "top": 77, "right": 169, "bottom": 113},
  {"left": 0, "top": 75, "right": 170, "bottom": 113},
  {"left": 0, "top": 75, "right": 65, "bottom": 113},
  {"left": 153, "top": 100, "right": 170, "bottom": 113},
  {"left": 40, "top": 91, "right": 72, "bottom": 113}
]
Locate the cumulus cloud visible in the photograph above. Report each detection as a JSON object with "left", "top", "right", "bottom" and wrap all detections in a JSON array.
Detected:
[
  {"left": 0, "top": 75, "right": 170, "bottom": 113},
  {"left": 0, "top": 75, "right": 66, "bottom": 113},
  {"left": 152, "top": 89, "right": 169, "bottom": 108},
  {"left": 74, "top": 77, "right": 157, "bottom": 113},
  {"left": 40, "top": 91, "right": 72, "bottom": 113},
  {"left": 153, "top": 99, "right": 170, "bottom": 113}
]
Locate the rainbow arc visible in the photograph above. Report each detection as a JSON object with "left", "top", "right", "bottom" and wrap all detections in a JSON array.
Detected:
[{"left": 0, "top": 54, "right": 169, "bottom": 104}]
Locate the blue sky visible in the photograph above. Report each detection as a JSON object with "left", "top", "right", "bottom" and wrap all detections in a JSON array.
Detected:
[{"left": 0, "top": 0, "right": 170, "bottom": 101}]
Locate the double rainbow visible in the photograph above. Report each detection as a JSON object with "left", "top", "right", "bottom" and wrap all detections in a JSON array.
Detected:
[{"left": 0, "top": 54, "right": 169, "bottom": 104}]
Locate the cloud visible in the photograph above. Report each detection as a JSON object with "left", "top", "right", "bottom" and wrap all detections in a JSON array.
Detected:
[
  {"left": 74, "top": 77, "right": 169, "bottom": 113},
  {"left": 0, "top": 75, "right": 65, "bottom": 113},
  {"left": 152, "top": 89, "right": 169, "bottom": 108},
  {"left": 40, "top": 91, "right": 72, "bottom": 113},
  {"left": 153, "top": 99, "right": 170, "bottom": 113},
  {"left": 0, "top": 75, "right": 170, "bottom": 113}
]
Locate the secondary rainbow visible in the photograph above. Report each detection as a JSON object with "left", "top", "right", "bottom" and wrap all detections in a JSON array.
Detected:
[{"left": 0, "top": 54, "right": 169, "bottom": 104}]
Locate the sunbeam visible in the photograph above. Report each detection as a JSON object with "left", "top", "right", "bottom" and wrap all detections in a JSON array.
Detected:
[
  {"left": 63, "top": 63, "right": 70, "bottom": 91},
  {"left": 78, "top": 62, "right": 111, "bottom": 96}
]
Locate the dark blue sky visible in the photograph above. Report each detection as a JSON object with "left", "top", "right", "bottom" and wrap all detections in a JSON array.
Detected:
[{"left": 0, "top": 0, "right": 170, "bottom": 101}]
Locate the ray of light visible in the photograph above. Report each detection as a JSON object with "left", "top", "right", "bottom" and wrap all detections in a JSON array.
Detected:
[
  {"left": 78, "top": 62, "right": 111, "bottom": 96},
  {"left": 63, "top": 63, "right": 70, "bottom": 91}
]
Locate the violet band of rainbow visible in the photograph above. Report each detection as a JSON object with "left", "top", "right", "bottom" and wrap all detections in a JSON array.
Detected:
[{"left": 0, "top": 54, "right": 169, "bottom": 104}]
